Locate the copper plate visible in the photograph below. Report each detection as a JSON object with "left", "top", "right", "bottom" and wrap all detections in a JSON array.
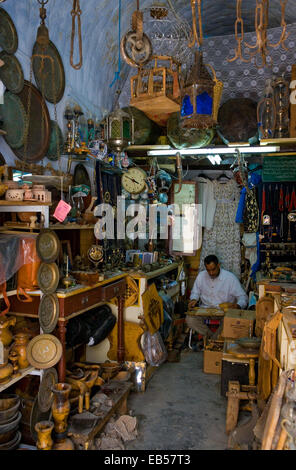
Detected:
[
  {"left": 26, "top": 334, "right": 62, "bottom": 369},
  {"left": 0, "top": 8, "right": 18, "bottom": 54},
  {"left": 32, "top": 40, "right": 65, "bottom": 103},
  {"left": 30, "top": 397, "right": 52, "bottom": 441},
  {"left": 37, "top": 367, "right": 58, "bottom": 413},
  {"left": 0, "top": 51, "right": 24, "bottom": 94},
  {"left": 0, "top": 91, "right": 26, "bottom": 149},
  {"left": 36, "top": 230, "right": 61, "bottom": 263},
  {"left": 14, "top": 80, "right": 50, "bottom": 163},
  {"left": 38, "top": 293, "right": 59, "bottom": 334},
  {"left": 37, "top": 262, "right": 60, "bottom": 295}
]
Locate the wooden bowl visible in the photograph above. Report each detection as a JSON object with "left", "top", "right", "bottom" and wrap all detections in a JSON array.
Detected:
[{"left": 0, "top": 395, "right": 20, "bottom": 424}]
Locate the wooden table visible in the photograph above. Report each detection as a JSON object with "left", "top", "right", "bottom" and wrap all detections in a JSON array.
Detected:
[
  {"left": 7, "top": 273, "right": 127, "bottom": 382},
  {"left": 68, "top": 380, "right": 133, "bottom": 450}
]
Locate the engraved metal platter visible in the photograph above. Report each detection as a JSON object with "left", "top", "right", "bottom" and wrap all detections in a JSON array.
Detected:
[
  {"left": 0, "top": 51, "right": 24, "bottom": 93},
  {"left": 37, "top": 367, "right": 58, "bottom": 413},
  {"left": 0, "top": 8, "right": 18, "bottom": 54},
  {"left": 46, "top": 120, "right": 64, "bottom": 161},
  {"left": 37, "top": 262, "right": 60, "bottom": 295},
  {"left": 30, "top": 396, "right": 52, "bottom": 442},
  {"left": 14, "top": 80, "right": 50, "bottom": 163},
  {"left": 27, "top": 334, "right": 62, "bottom": 369},
  {"left": 38, "top": 293, "right": 59, "bottom": 334},
  {"left": 36, "top": 230, "right": 61, "bottom": 263},
  {"left": 32, "top": 40, "right": 65, "bottom": 103},
  {"left": 0, "top": 91, "right": 26, "bottom": 149}
]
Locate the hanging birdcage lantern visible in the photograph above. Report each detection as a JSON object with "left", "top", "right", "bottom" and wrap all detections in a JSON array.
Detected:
[
  {"left": 105, "top": 107, "right": 134, "bottom": 153},
  {"left": 180, "top": 49, "right": 222, "bottom": 130}
]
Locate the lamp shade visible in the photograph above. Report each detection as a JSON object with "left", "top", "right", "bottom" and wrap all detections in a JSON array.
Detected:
[{"left": 106, "top": 107, "right": 134, "bottom": 152}]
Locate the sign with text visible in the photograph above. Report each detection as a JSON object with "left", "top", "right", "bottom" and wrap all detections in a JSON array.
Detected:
[{"left": 262, "top": 156, "right": 296, "bottom": 182}]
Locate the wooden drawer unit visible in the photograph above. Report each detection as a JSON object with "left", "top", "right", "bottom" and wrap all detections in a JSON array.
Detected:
[
  {"left": 97, "top": 279, "right": 126, "bottom": 301},
  {"left": 60, "top": 287, "right": 102, "bottom": 318}
]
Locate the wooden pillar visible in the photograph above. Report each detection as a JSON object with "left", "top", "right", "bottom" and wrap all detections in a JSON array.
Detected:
[
  {"left": 57, "top": 320, "right": 67, "bottom": 382},
  {"left": 117, "top": 295, "right": 125, "bottom": 363}
]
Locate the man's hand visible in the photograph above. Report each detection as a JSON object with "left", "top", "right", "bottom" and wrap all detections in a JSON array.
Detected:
[
  {"left": 227, "top": 303, "right": 241, "bottom": 309},
  {"left": 188, "top": 299, "right": 198, "bottom": 310}
]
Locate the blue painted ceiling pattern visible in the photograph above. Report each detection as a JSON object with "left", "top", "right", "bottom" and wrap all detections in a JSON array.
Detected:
[{"left": 1, "top": 0, "right": 296, "bottom": 127}]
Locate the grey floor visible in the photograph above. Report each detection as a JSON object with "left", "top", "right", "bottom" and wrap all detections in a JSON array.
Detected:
[{"left": 126, "top": 349, "right": 229, "bottom": 450}]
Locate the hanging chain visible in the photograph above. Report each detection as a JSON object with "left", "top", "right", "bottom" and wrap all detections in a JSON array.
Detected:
[
  {"left": 23, "top": 59, "right": 34, "bottom": 170},
  {"left": 70, "top": 0, "right": 83, "bottom": 70},
  {"left": 188, "top": 0, "right": 203, "bottom": 49},
  {"left": 268, "top": 0, "right": 289, "bottom": 50},
  {"left": 228, "top": 0, "right": 251, "bottom": 63}
]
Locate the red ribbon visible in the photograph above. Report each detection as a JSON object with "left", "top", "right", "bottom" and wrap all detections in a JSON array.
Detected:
[
  {"left": 279, "top": 184, "right": 284, "bottom": 212},
  {"left": 289, "top": 186, "right": 296, "bottom": 212}
]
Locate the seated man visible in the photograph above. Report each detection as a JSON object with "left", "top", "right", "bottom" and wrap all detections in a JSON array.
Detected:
[{"left": 186, "top": 254, "right": 248, "bottom": 339}]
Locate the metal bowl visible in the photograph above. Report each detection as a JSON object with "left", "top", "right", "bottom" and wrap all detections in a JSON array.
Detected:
[{"left": 237, "top": 337, "right": 261, "bottom": 350}]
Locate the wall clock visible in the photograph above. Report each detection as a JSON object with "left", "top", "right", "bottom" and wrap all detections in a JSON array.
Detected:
[{"left": 121, "top": 167, "right": 147, "bottom": 194}]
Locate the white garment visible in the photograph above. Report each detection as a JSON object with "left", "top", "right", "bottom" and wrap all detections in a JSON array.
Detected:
[
  {"left": 199, "top": 179, "right": 241, "bottom": 278},
  {"left": 190, "top": 268, "right": 248, "bottom": 309},
  {"left": 197, "top": 177, "right": 216, "bottom": 230}
]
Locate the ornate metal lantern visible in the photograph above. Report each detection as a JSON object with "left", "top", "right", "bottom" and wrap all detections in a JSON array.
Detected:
[
  {"left": 105, "top": 107, "right": 134, "bottom": 153},
  {"left": 180, "top": 50, "right": 222, "bottom": 130}
]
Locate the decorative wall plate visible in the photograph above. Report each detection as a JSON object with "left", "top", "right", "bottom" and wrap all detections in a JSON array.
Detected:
[
  {"left": 27, "top": 334, "right": 62, "bottom": 369},
  {"left": 32, "top": 40, "right": 65, "bottom": 103},
  {"left": 30, "top": 397, "right": 52, "bottom": 441},
  {"left": 37, "top": 367, "right": 58, "bottom": 412},
  {"left": 0, "top": 91, "right": 26, "bottom": 149},
  {"left": 14, "top": 80, "right": 50, "bottom": 163},
  {"left": 0, "top": 8, "right": 18, "bottom": 54},
  {"left": 0, "top": 51, "right": 24, "bottom": 94},
  {"left": 36, "top": 230, "right": 61, "bottom": 263},
  {"left": 37, "top": 262, "right": 60, "bottom": 295},
  {"left": 46, "top": 120, "right": 64, "bottom": 161},
  {"left": 38, "top": 293, "right": 59, "bottom": 334}
]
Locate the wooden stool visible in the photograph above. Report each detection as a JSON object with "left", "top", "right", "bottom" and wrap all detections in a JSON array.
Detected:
[{"left": 225, "top": 346, "right": 259, "bottom": 435}]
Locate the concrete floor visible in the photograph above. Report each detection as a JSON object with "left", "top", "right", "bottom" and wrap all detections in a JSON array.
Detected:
[{"left": 126, "top": 349, "right": 229, "bottom": 450}]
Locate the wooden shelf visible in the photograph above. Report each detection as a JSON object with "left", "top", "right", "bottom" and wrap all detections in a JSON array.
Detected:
[
  {"left": 130, "top": 262, "right": 180, "bottom": 279},
  {"left": 49, "top": 224, "right": 95, "bottom": 230},
  {"left": 0, "top": 366, "right": 39, "bottom": 393},
  {"left": 0, "top": 201, "right": 51, "bottom": 206}
]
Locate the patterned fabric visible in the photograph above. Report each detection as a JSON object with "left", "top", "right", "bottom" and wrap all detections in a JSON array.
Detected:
[
  {"left": 199, "top": 179, "right": 241, "bottom": 278},
  {"left": 243, "top": 187, "right": 259, "bottom": 233}
]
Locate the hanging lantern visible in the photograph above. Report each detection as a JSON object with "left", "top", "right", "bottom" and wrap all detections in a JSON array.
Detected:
[
  {"left": 180, "top": 50, "right": 222, "bottom": 130},
  {"left": 105, "top": 107, "right": 134, "bottom": 153}
]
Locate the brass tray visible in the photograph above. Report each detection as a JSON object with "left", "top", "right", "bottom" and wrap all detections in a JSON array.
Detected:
[
  {"left": 0, "top": 51, "right": 24, "bottom": 94},
  {"left": 30, "top": 396, "right": 52, "bottom": 442},
  {"left": 27, "top": 334, "right": 62, "bottom": 369},
  {"left": 0, "top": 91, "right": 26, "bottom": 149},
  {"left": 36, "top": 229, "right": 61, "bottom": 263},
  {"left": 38, "top": 293, "right": 59, "bottom": 334},
  {"left": 37, "top": 367, "right": 58, "bottom": 413},
  {"left": 32, "top": 40, "right": 65, "bottom": 103},
  {"left": 0, "top": 8, "right": 18, "bottom": 54},
  {"left": 46, "top": 120, "right": 64, "bottom": 161},
  {"left": 37, "top": 262, "right": 60, "bottom": 295},
  {"left": 14, "top": 80, "right": 50, "bottom": 163}
]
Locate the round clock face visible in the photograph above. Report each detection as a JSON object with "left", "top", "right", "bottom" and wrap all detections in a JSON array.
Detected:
[{"left": 121, "top": 167, "right": 147, "bottom": 194}]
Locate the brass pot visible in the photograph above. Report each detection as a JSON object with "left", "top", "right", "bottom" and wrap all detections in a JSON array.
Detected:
[
  {"left": 11, "top": 332, "right": 30, "bottom": 369},
  {"left": 0, "top": 315, "right": 16, "bottom": 347},
  {"left": 0, "top": 362, "right": 13, "bottom": 384},
  {"left": 35, "top": 420, "right": 54, "bottom": 450}
]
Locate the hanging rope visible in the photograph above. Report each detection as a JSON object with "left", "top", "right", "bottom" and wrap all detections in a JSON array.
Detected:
[
  {"left": 70, "top": 0, "right": 83, "bottom": 70},
  {"left": 110, "top": 0, "right": 122, "bottom": 87}
]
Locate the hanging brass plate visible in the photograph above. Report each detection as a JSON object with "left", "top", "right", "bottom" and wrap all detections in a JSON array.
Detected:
[
  {"left": 0, "top": 91, "right": 26, "bottom": 149},
  {"left": 46, "top": 120, "right": 64, "bottom": 161},
  {"left": 32, "top": 40, "right": 65, "bottom": 103},
  {"left": 0, "top": 51, "right": 24, "bottom": 94},
  {"left": 14, "top": 80, "right": 50, "bottom": 163},
  {"left": 30, "top": 396, "right": 52, "bottom": 442},
  {"left": 27, "top": 334, "right": 62, "bottom": 369},
  {"left": 37, "top": 367, "right": 58, "bottom": 413},
  {"left": 37, "top": 262, "right": 60, "bottom": 295},
  {"left": 38, "top": 293, "right": 59, "bottom": 334},
  {"left": 36, "top": 230, "right": 61, "bottom": 263},
  {"left": 0, "top": 8, "right": 18, "bottom": 54}
]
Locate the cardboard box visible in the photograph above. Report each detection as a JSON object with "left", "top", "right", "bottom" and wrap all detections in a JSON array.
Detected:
[
  {"left": 222, "top": 309, "right": 256, "bottom": 340},
  {"left": 203, "top": 349, "right": 223, "bottom": 374}
]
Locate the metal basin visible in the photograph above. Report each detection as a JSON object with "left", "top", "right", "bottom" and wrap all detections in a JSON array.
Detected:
[
  {"left": 0, "top": 395, "right": 20, "bottom": 424},
  {"left": 237, "top": 337, "right": 261, "bottom": 350}
]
